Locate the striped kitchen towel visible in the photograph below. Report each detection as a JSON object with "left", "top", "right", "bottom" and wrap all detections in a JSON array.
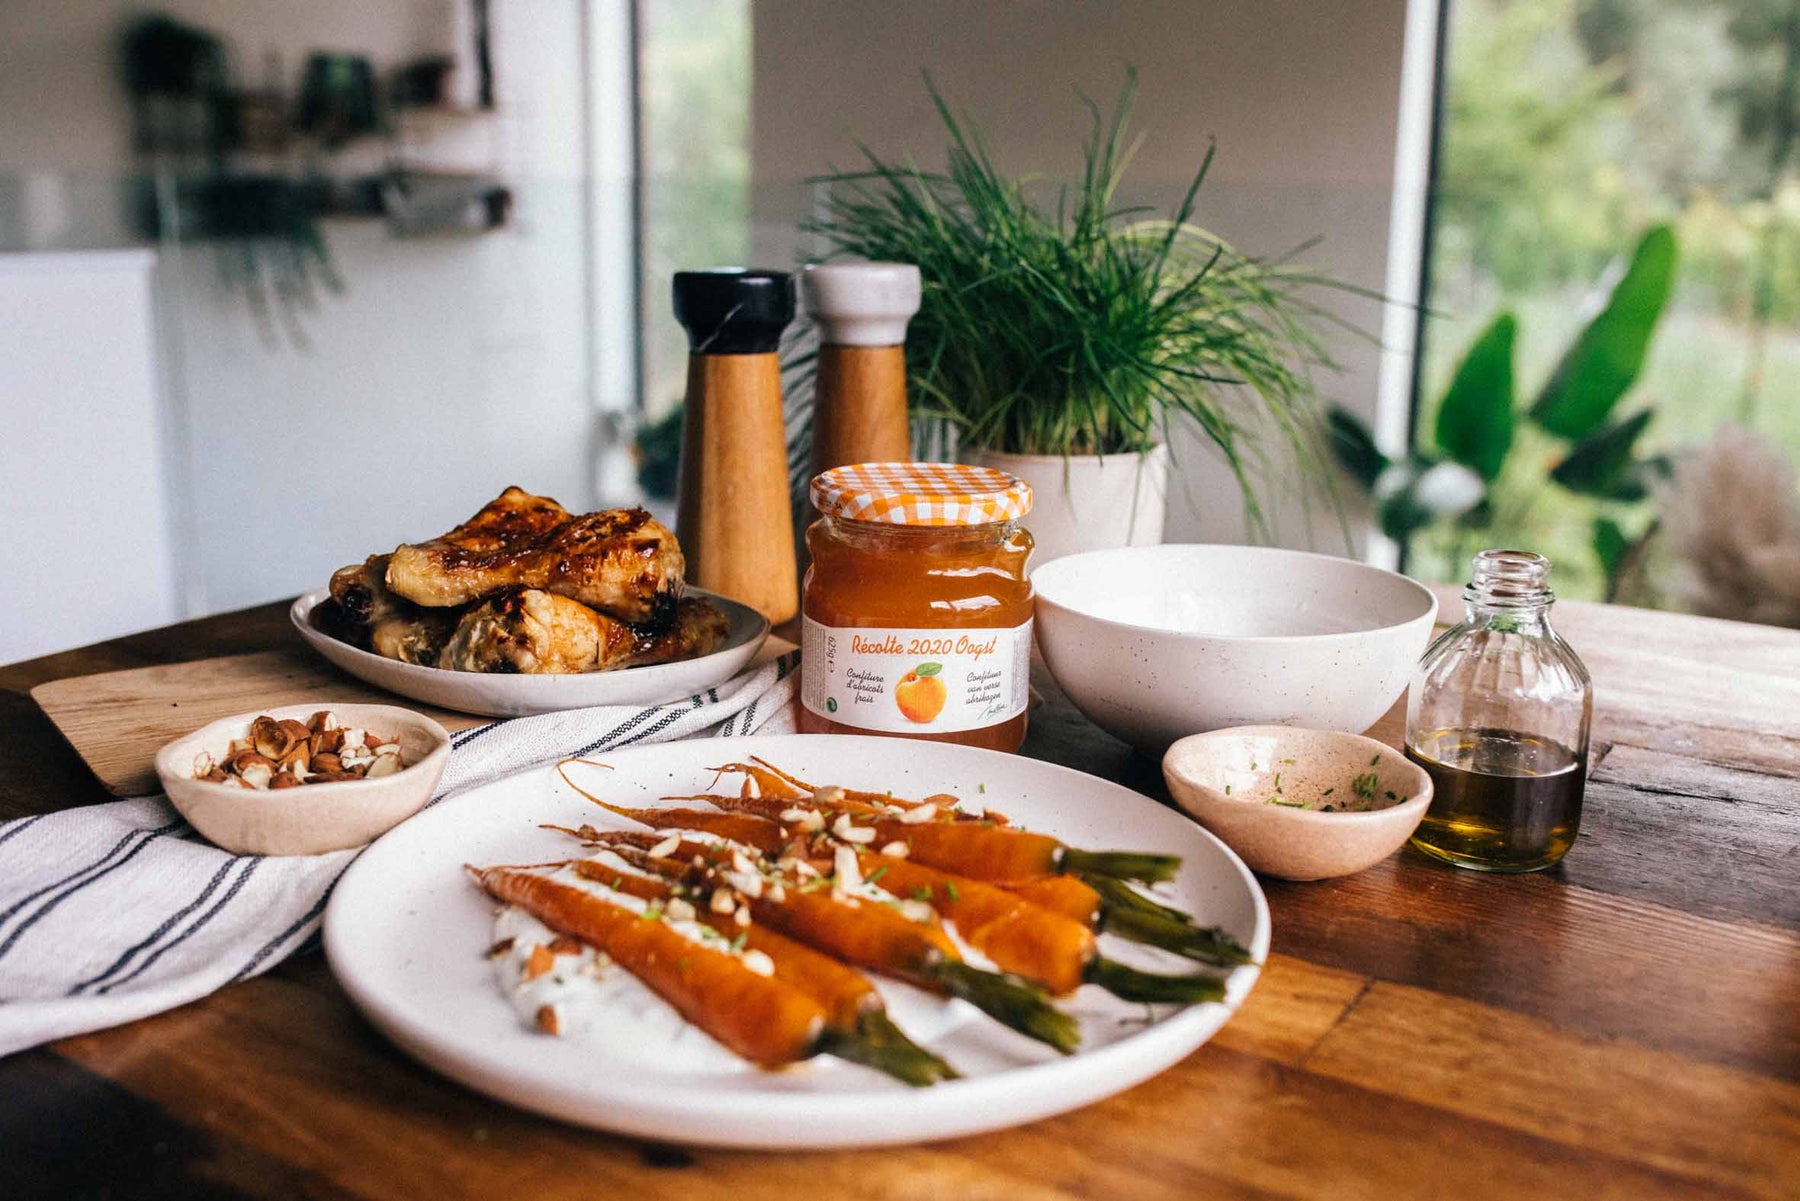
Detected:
[{"left": 0, "top": 651, "right": 797, "bottom": 1058}]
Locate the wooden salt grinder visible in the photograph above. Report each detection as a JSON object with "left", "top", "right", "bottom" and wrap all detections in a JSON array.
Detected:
[
  {"left": 672, "top": 268, "right": 799, "bottom": 624},
  {"left": 803, "top": 262, "right": 922, "bottom": 473}
]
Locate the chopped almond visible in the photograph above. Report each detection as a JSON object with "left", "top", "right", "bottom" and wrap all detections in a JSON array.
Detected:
[
  {"left": 535, "top": 1004, "right": 561, "bottom": 1036},
  {"left": 523, "top": 944, "right": 556, "bottom": 980}
]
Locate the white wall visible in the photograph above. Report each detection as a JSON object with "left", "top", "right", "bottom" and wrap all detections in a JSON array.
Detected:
[
  {"left": 0, "top": 251, "right": 180, "bottom": 662},
  {"left": 750, "top": 0, "right": 1413, "bottom": 551},
  {"left": 0, "top": 0, "right": 608, "bottom": 624}
]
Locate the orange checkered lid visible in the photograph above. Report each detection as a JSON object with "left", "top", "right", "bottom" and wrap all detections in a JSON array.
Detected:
[{"left": 810, "top": 461, "right": 1033, "bottom": 526}]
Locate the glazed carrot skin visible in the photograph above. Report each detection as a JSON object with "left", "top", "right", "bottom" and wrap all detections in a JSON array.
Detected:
[
  {"left": 750, "top": 888, "right": 966, "bottom": 990},
  {"left": 616, "top": 808, "right": 787, "bottom": 854},
  {"left": 553, "top": 762, "right": 791, "bottom": 854},
  {"left": 578, "top": 834, "right": 969, "bottom": 987},
  {"left": 674, "top": 791, "right": 1065, "bottom": 883},
  {"left": 570, "top": 860, "right": 880, "bottom": 1028},
  {"left": 852, "top": 853, "right": 1095, "bottom": 995},
  {"left": 876, "top": 820, "right": 1063, "bottom": 884},
  {"left": 473, "top": 866, "right": 825, "bottom": 1066},
  {"left": 1008, "top": 875, "right": 1104, "bottom": 927},
  {"left": 722, "top": 760, "right": 1014, "bottom": 824}
]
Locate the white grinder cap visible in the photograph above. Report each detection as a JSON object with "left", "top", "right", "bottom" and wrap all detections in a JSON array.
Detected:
[{"left": 801, "top": 262, "right": 923, "bottom": 347}]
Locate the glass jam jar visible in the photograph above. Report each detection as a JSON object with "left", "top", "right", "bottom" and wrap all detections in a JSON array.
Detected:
[{"left": 799, "top": 462, "right": 1035, "bottom": 751}]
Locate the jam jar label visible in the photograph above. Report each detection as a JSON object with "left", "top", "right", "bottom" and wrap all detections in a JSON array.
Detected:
[{"left": 801, "top": 619, "right": 1033, "bottom": 733}]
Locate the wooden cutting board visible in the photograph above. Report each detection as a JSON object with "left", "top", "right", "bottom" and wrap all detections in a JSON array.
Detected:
[{"left": 31, "top": 641, "right": 793, "bottom": 799}]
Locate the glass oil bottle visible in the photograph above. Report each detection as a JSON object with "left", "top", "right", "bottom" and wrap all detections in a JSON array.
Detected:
[{"left": 1406, "top": 550, "right": 1593, "bottom": 872}]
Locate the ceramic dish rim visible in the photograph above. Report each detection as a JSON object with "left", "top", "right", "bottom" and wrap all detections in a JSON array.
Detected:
[
  {"left": 1164, "top": 725, "right": 1434, "bottom": 825},
  {"left": 288, "top": 585, "right": 771, "bottom": 688},
  {"left": 153, "top": 701, "right": 452, "bottom": 801},
  {"left": 1033, "top": 543, "right": 1440, "bottom": 645}
]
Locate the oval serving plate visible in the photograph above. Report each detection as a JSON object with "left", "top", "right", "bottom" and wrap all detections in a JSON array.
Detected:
[
  {"left": 325, "top": 734, "right": 1268, "bottom": 1150},
  {"left": 290, "top": 587, "right": 770, "bottom": 718}
]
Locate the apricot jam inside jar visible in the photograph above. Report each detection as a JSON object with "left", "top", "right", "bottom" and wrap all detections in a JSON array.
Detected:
[{"left": 800, "top": 462, "right": 1035, "bottom": 752}]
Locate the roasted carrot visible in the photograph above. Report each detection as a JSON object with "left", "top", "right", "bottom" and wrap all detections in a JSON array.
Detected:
[
  {"left": 1009, "top": 874, "right": 1104, "bottom": 925},
  {"left": 1076, "top": 873, "right": 1255, "bottom": 967},
  {"left": 726, "top": 758, "right": 1014, "bottom": 825},
  {"left": 844, "top": 851, "right": 1226, "bottom": 1003},
  {"left": 671, "top": 789, "right": 1176, "bottom": 885},
  {"left": 568, "top": 857, "right": 956, "bottom": 1084},
  {"left": 471, "top": 864, "right": 824, "bottom": 1067},
  {"left": 583, "top": 833, "right": 1080, "bottom": 1053}
]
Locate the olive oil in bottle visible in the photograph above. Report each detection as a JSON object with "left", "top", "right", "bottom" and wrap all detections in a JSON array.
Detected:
[
  {"left": 1407, "top": 551, "right": 1593, "bottom": 873},
  {"left": 1406, "top": 727, "right": 1586, "bottom": 872}
]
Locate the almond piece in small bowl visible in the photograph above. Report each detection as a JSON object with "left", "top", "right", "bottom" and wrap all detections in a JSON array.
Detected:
[{"left": 155, "top": 703, "right": 451, "bottom": 855}]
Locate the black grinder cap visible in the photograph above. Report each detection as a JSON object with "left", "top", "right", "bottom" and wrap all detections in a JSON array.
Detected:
[{"left": 672, "top": 268, "right": 795, "bottom": 355}]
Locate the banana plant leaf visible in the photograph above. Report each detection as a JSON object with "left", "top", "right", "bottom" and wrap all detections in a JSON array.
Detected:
[
  {"left": 1593, "top": 517, "right": 1629, "bottom": 582},
  {"left": 1550, "top": 409, "right": 1656, "bottom": 501},
  {"left": 1529, "top": 225, "right": 1676, "bottom": 439},
  {"left": 1434, "top": 312, "right": 1516, "bottom": 481}
]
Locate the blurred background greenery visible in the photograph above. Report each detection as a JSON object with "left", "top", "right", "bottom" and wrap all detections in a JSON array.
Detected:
[{"left": 1417, "top": 0, "right": 1800, "bottom": 598}]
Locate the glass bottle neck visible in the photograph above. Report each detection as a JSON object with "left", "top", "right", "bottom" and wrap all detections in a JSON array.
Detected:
[{"left": 1463, "top": 549, "right": 1554, "bottom": 630}]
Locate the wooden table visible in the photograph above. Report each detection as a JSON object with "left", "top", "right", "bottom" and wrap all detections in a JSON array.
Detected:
[{"left": 1, "top": 591, "right": 1796, "bottom": 1199}]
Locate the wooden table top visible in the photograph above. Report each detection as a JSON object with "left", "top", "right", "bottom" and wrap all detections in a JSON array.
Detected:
[{"left": 1, "top": 590, "right": 1796, "bottom": 1199}]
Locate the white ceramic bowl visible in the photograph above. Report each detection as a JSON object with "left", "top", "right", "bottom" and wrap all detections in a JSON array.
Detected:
[
  {"left": 1033, "top": 544, "right": 1438, "bottom": 754},
  {"left": 1163, "top": 726, "right": 1433, "bottom": 881},
  {"left": 155, "top": 703, "right": 451, "bottom": 856}
]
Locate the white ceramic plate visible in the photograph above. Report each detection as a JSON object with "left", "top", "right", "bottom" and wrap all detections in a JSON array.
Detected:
[
  {"left": 324, "top": 734, "right": 1268, "bottom": 1149},
  {"left": 290, "top": 588, "right": 770, "bottom": 718}
]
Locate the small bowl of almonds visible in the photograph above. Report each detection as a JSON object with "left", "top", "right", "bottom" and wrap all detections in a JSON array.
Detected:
[{"left": 155, "top": 703, "right": 451, "bottom": 855}]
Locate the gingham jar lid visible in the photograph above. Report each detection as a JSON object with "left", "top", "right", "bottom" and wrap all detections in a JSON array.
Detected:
[{"left": 810, "top": 462, "right": 1033, "bottom": 526}]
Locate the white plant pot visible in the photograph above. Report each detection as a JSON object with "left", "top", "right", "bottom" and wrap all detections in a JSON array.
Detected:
[{"left": 977, "top": 445, "right": 1169, "bottom": 569}]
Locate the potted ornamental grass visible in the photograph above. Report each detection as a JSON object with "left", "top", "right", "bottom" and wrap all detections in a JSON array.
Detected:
[{"left": 804, "top": 72, "right": 1343, "bottom": 562}]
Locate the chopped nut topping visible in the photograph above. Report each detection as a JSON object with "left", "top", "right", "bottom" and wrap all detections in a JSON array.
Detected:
[
  {"left": 523, "top": 944, "right": 555, "bottom": 980},
  {"left": 833, "top": 845, "right": 863, "bottom": 893},
  {"left": 740, "top": 949, "right": 775, "bottom": 977},
  {"left": 879, "top": 840, "right": 910, "bottom": 859},
  {"left": 724, "top": 870, "right": 764, "bottom": 899},
  {"left": 665, "top": 897, "right": 697, "bottom": 923},
  {"left": 647, "top": 834, "right": 682, "bottom": 860},
  {"left": 198, "top": 713, "right": 405, "bottom": 788},
  {"left": 733, "top": 905, "right": 751, "bottom": 927},
  {"left": 899, "top": 899, "right": 935, "bottom": 923},
  {"left": 534, "top": 1004, "right": 561, "bottom": 1036},
  {"left": 487, "top": 937, "right": 516, "bottom": 958},
  {"left": 709, "top": 889, "right": 737, "bottom": 915},
  {"left": 897, "top": 802, "right": 938, "bottom": 825}
]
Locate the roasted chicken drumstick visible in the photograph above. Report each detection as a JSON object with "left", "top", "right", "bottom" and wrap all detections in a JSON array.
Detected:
[
  {"left": 385, "top": 487, "right": 686, "bottom": 626},
  {"left": 441, "top": 592, "right": 729, "bottom": 675}
]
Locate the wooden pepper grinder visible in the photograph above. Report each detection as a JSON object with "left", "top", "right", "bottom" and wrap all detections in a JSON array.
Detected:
[
  {"left": 672, "top": 268, "right": 799, "bottom": 624},
  {"left": 802, "top": 262, "right": 922, "bottom": 472}
]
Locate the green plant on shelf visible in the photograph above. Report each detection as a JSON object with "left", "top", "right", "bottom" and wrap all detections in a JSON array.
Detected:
[{"left": 1329, "top": 224, "right": 1678, "bottom": 600}]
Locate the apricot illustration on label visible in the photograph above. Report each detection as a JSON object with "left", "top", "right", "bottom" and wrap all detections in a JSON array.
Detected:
[{"left": 895, "top": 662, "right": 947, "bottom": 723}]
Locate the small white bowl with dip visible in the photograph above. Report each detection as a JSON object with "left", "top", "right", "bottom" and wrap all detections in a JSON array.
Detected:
[
  {"left": 1033, "top": 544, "right": 1438, "bottom": 754},
  {"left": 1164, "top": 726, "right": 1433, "bottom": 880}
]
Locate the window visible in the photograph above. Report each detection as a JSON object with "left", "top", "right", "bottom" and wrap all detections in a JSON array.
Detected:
[{"left": 1415, "top": 0, "right": 1800, "bottom": 604}]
